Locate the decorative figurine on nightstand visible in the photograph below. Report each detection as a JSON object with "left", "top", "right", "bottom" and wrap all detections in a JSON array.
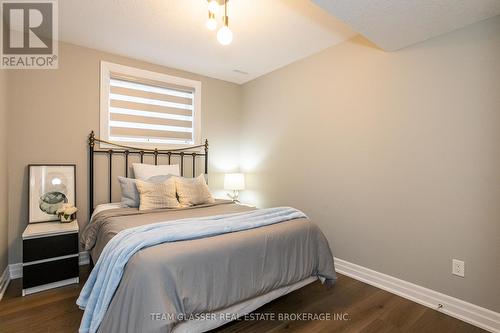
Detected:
[
  {"left": 56, "top": 204, "right": 78, "bottom": 223},
  {"left": 224, "top": 173, "right": 245, "bottom": 202}
]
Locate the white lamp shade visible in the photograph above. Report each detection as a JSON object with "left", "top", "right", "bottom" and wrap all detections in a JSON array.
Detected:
[{"left": 224, "top": 173, "right": 245, "bottom": 191}]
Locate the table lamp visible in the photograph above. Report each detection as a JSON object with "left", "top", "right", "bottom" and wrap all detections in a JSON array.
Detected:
[{"left": 224, "top": 173, "right": 245, "bottom": 202}]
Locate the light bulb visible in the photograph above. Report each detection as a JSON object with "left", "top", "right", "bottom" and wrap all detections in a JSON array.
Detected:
[
  {"left": 206, "top": 18, "right": 217, "bottom": 30},
  {"left": 217, "top": 25, "right": 233, "bottom": 45},
  {"left": 206, "top": 12, "right": 217, "bottom": 31},
  {"left": 207, "top": 0, "right": 220, "bottom": 14}
]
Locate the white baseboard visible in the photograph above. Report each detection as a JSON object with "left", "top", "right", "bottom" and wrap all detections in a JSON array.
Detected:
[
  {"left": 0, "top": 266, "right": 10, "bottom": 301},
  {"left": 9, "top": 263, "right": 22, "bottom": 279},
  {"left": 335, "top": 258, "right": 500, "bottom": 333},
  {"left": 9, "top": 251, "right": 90, "bottom": 280}
]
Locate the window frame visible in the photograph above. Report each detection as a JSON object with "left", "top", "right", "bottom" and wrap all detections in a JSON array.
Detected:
[{"left": 99, "top": 61, "right": 202, "bottom": 150}]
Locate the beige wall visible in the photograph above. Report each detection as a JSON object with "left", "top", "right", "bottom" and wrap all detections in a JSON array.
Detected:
[
  {"left": 7, "top": 42, "right": 241, "bottom": 264},
  {"left": 0, "top": 70, "right": 8, "bottom": 273},
  {"left": 240, "top": 16, "right": 500, "bottom": 312}
]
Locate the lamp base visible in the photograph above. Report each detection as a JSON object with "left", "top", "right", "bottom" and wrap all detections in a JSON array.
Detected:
[{"left": 227, "top": 190, "right": 239, "bottom": 203}]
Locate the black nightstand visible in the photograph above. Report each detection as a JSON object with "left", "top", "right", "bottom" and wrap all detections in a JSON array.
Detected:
[{"left": 22, "top": 220, "right": 79, "bottom": 296}]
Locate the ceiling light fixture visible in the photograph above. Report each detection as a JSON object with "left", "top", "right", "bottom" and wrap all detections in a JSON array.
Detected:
[{"left": 216, "top": 0, "right": 233, "bottom": 45}]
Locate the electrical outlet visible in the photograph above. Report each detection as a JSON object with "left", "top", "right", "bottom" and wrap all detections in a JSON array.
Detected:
[{"left": 452, "top": 259, "right": 465, "bottom": 277}]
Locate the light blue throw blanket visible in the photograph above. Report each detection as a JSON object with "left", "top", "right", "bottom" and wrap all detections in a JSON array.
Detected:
[{"left": 77, "top": 207, "right": 307, "bottom": 333}]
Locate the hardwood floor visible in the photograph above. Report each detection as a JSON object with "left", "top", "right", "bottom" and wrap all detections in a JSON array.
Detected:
[{"left": 0, "top": 265, "right": 485, "bottom": 333}]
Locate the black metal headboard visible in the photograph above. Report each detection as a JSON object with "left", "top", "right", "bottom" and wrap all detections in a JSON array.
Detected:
[{"left": 88, "top": 131, "right": 209, "bottom": 217}]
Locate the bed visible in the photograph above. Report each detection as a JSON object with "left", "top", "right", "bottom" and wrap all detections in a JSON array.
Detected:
[{"left": 79, "top": 132, "right": 336, "bottom": 333}]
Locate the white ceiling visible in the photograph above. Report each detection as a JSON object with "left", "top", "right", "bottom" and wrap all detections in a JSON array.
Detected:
[
  {"left": 57, "top": 1, "right": 500, "bottom": 83},
  {"left": 58, "top": 0, "right": 356, "bottom": 84},
  {"left": 313, "top": 0, "right": 500, "bottom": 51}
]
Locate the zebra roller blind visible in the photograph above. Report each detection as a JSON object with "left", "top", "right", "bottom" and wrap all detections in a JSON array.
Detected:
[{"left": 100, "top": 62, "right": 201, "bottom": 149}]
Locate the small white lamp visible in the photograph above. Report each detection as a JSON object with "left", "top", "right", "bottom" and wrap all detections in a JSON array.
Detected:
[{"left": 224, "top": 173, "right": 245, "bottom": 202}]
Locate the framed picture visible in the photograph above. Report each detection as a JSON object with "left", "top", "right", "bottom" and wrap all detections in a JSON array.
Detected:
[{"left": 29, "top": 164, "right": 76, "bottom": 223}]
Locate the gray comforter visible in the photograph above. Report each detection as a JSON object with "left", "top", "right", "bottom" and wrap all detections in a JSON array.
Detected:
[{"left": 81, "top": 201, "right": 336, "bottom": 333}]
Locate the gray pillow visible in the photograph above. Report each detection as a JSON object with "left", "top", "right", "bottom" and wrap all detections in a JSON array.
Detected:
[{"left": 118, "top": 175, "right": 172, "bottom": 208}]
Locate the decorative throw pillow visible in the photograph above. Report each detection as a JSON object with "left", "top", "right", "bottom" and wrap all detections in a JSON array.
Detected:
[
  {"left": 132, "top": 163, "right": 180, "bottom": 180},
  {"left": 117, "top": 176, "right": 139, "bottom": 208},
  {"left": 175, "top": 174, "right": 215, "bottom": 207},
  {"left": 135, "top": 178, "right": 180, "bottom": 211},
  {"left": 118, "top": 175, "right": 173, "bottom": 208}
]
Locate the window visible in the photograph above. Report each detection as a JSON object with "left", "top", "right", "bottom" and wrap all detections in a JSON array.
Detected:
[{"left": 100, "top": 61, "right": 201, "bottom": 149}]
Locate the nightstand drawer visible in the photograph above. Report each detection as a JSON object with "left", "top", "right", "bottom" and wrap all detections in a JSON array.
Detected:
[
  {"left": 23, "top": 256, "right": 79, "bottom": 289},
  {"left": 23, "top": 233, "right": 78, "bottom": 263}
]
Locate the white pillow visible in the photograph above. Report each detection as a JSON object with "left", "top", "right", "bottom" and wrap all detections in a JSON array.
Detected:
[
  {"left": 175, "top": 174, "right": 215, "bottom": 207},
  {"left": 132, "top": 163, "right": 180, "bottom": 180}
]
